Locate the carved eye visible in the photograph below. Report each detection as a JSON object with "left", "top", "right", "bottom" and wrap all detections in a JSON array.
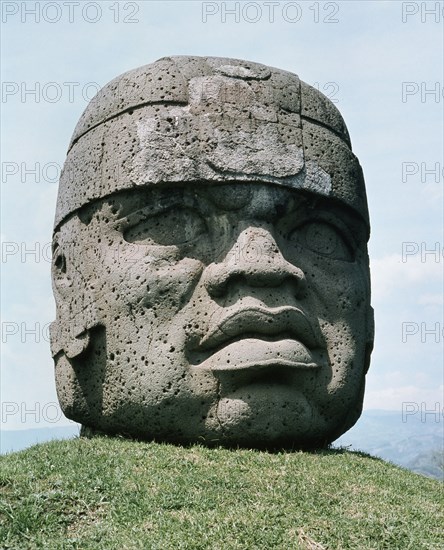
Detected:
[
  {"left": 124, "top": 207, "right": 207, "bottom": 246},
  {"left": 289, "top": 221, "right": 353, "bottom": 261}
]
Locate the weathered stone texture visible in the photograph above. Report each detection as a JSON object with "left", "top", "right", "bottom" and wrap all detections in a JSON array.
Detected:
[{"left": 51, "top": 56, "right": 373, "bottom": 448}]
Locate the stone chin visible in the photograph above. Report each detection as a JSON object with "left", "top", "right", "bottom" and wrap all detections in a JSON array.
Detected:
[{"left": 53, "top": 330, "right": 370, "bottom": 449}]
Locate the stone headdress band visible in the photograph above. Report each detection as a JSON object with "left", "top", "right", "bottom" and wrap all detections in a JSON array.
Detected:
[{"left": 54, "top": 56, "right": 369, "bottom": 232}]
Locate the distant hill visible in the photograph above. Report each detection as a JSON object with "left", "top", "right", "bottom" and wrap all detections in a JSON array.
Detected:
[
  {"left": 0, "top": 425, "right": 79, "bottom": 455},
  {"left": 0, "top": 437, "right": 442, "bottom": 549},
  {"left": 2, "top": 409, "right": 442, "bottom": 479},
  {"left": 335, "top": 409, "right": 443, "bottom": 480}
]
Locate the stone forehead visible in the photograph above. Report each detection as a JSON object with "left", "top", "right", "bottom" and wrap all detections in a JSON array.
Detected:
[{"left": 55, "top": 56, "right": 369, "bottom": 230}]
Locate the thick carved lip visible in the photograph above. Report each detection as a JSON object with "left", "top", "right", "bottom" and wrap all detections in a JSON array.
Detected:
[
  {"left": 186, "top": 307, "right": 323, "bottom": 376},
  {"left": 188, "top": 306, "right": 323, "bottom": 374},
  {"left": 196, "top": 306, "right": 320, "bottom": 353}
]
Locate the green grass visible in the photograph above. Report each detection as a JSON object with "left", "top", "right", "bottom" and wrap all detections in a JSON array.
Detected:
[{"left": 0, "top": 436, "right": 442, "bottom": 549}]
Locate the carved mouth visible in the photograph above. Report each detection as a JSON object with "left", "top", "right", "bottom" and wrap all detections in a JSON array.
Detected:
[
  {"left": 199, "top": 306, "right": 319, "bottom": 350},
  {"left": 188, "top": 306, "right": 323, "bottom": 372}
]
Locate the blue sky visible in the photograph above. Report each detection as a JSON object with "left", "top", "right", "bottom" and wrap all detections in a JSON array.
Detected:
[{"left": 1, "top": 0, "right": 443, "bottom": 432}]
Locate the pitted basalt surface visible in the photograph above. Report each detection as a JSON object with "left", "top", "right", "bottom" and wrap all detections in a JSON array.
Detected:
[{"left": 51, "top": 57, "right": 373, "bottom": 448}]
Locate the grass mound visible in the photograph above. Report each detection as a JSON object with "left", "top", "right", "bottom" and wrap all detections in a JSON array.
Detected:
[{"left": 1, "top": 436, "right": 442, "bottom": 549}]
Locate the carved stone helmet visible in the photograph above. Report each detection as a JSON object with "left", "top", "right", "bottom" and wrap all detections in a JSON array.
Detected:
[{"left": 54, "top": 55, "right": 369, "bottom": 229}]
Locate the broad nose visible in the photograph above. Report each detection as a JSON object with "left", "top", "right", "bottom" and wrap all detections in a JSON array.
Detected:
[{"left": 203, "top": 226, "right": 307, "bottom": 298}]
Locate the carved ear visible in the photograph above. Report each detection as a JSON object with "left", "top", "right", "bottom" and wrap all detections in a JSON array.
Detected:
[
  {"left": 50, "top": 322, "right": 92, "bottom": 359},
  {"left": 52, "top": 241, "right": 71, "bottom": 291},
  {"left": 51, "top": 237, "right": 99, "bottom": 359}
]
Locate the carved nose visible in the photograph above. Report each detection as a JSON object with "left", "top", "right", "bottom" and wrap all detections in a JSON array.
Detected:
[{"left": 203, "top": 227, "right": 306, "bottom": 298}]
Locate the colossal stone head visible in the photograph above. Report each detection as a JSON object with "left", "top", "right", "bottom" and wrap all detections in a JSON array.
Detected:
[{"left": 51, "top": 56, "right": 374, "bottom": 448}]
